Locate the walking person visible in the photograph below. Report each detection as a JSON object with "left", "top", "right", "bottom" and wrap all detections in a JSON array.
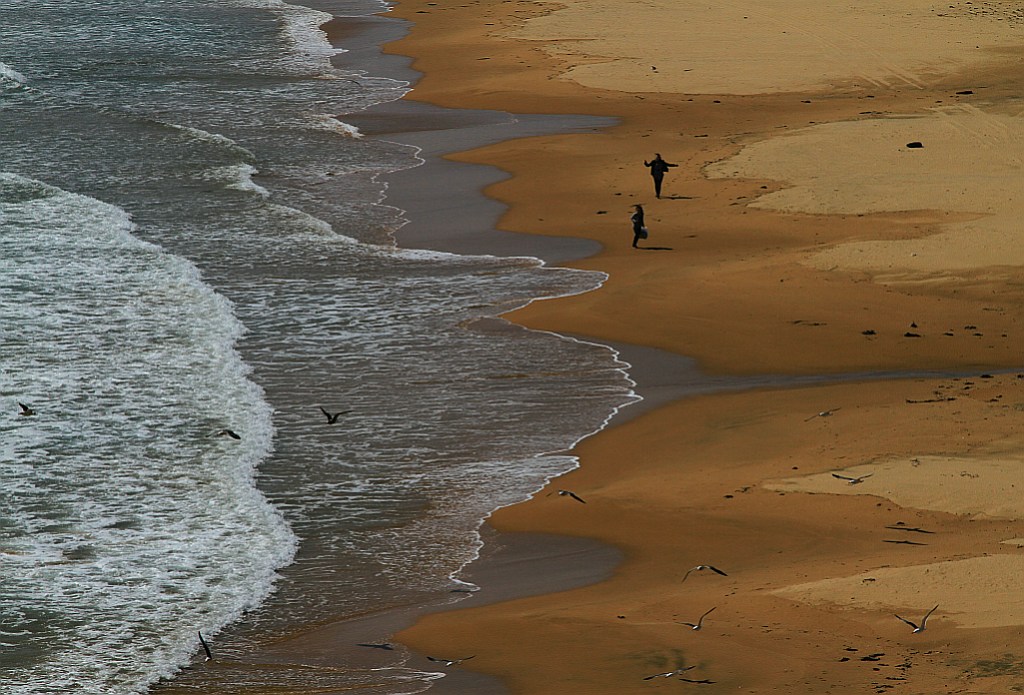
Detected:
[
  {"left": 630, "top": 204, "right": 647, "bottom": 248},
  {"left": 643, "top": 153, "right": 677, "bottom": 199}
]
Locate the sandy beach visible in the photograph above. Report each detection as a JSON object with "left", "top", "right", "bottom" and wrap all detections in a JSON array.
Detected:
[{"left": 381, "top": 0, "right": 1024, "bottom": 692}]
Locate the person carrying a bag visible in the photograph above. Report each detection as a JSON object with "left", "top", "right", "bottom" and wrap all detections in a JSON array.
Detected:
[{"left": 630, "top": 204, "right": 648, "bottom": 248}]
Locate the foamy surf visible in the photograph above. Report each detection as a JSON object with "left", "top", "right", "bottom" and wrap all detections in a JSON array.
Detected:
[
  {"left": 0, "top": 61, "right": 27, "bottom": 85},
  {"left": 0, "top": 174, "right": 296, "bottom": 693}
]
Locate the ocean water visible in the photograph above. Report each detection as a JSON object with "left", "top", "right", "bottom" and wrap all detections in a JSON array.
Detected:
[{"left": 0, "top": 1, "right": 633, "bottom": 693}]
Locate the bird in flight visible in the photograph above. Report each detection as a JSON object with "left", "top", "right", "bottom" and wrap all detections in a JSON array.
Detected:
[
  {"left": 895, "top": 605, "right": 938, "bottom": 633},
  {"left": 197, "top": 631, "right": 214, "bottom": 661},
  {"left": 832, "top": 472, "right": 872, "bottom": 484},
  {"left": 215, "top": 429, "right": 241, "bottom": 440},
  {"left": 427, "top": 655, "right": 475, "bottom": 667},
  {"left": 804, "top": 407, "right": 840, "bottom": 421},
  {"left": 557, "top": 489, "right": 586, "bottom": 504},
  {"left": 18, "top": 402, "right": 34, "bottom": 416},
  {"left": 319, "top": 406, "right": 350, "bottom": 424},
  {"left": 682, "top": 565, "right": 727, "bottom": 582},
  {"left": 885, "top": 524, "right": 934, "bottom": 534},
  {"left": 643, "top": 666, "right": 695, "bottom": 680},
  {"left": 677, "top": 606, "right": 716, "bottom": 631}
]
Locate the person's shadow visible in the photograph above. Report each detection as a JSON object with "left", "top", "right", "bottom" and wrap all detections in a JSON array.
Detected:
[
  {"left": 660, "top": 195, "right": 696, "bottom": 200},
  {"left": 636, "top": 245, "right": 673, "bottom": 251}
]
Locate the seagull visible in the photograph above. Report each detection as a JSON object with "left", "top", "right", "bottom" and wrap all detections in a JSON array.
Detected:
[
  {"left": 357, "top": 642, "right": 394, "bottom": 650},
  {"left": 18, "top": 402, "right": 34, "bottom": 416},
  {"left": 557, "top": 489, "right": 586, "bottom": 504},
  {"left": 682, "top": 565, "right": 728, "bottom": 582},
  {"left": 832, "top": 472, "right": 872, "bottom": 485},
  {"left": 215, "top": 429, "right": 241, "bottom": 440},
  {"left": 885, "top": 524, "right": 934, "bottom": 534},
  {"left": 319, "top": 406, "right": 350, "bottom": 424},
  {"left": 677, "top": 606, "right": 716, "bottom": 631},
  {"left": 427, "top": 655, "right": 476, "bottom": 667},
  {"left": 643, "top": 666, "right": 695, "bottom": 680},
  {"left": 895, "top": 605, "right": 938, "bottom": 633},
  {"left": 197, "top": 631, "right": 214, "bottom": 661},
  {"left": 804, "top": 407, "right": 840, "bottom": 421}
]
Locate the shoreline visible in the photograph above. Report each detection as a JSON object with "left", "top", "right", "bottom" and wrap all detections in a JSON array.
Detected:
[
  {"left": 319, "top": 9, "right": 683, "bottom": 690},
  {"left": 155, "top": 6, "right": 647, "bottom": 693}
]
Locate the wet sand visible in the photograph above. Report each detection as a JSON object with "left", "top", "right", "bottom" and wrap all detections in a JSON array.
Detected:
[{"left": 383, "top": 0, "right": 1024, "bottom": 692}]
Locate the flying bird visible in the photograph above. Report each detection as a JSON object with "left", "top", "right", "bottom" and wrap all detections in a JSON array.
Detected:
[
  {"left": 682, "top": 565, "right": 727, "bottom": 582},
  {"left": 804, "top": 407, "right": 840, "bottom": 421},
  {"left": 198, "top": 631, "right": 214, "bottom": 661},
  {"left": 18, "top": 403, "right": 34, "bottom": 416},
  {"left": 427, "top": 655, "right": 476, "bottom": 667},
  {"left": 643, "top": 666, "right": 695, "bottom": 680},
  {"left": 677, "top": 606, "right": 716, "bottom": 631},
  {"left": 895, "top": 605, "right": 938, "bottom": 633},
  {"left": 215, "top": 429, "right": 241, "bottom": 440},
  {"left": 319, "top": 406, "right": 350, "bottom": 424},
  {"left": 885, "top": 524, "right": 934, "bottom": 534},
  {"left": 557, "top": 489, "right": 586, "bottom": 504},
  {"left": 832, "top": 472, "right": 872, "bottom": 484}
]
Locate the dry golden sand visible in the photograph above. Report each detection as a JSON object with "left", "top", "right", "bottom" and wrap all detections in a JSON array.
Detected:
[
  {"left": 386, "top": 0, "right": 1024, "bottom": 691},
  {"left": 511, "top": 0, "right": 1024, "bottom": 95}
]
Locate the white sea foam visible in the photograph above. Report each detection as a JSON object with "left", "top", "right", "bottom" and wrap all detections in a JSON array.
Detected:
[
  {"left": 308, "top": 114, "right": 364, "bottom": 138},
  {"left": 281, "top": 5, "right": 341, "bottom": 58},
  {"left": 0, "top": 173, "right": 296, "bottom": 693},
  {"left": 227, "top": 0, "right": 340, "bottom": 59},
  {"left": 204, "top": 163, "right": 272, "bottom": 198},
  {"left": 264, "top": 200, "right": 345, "bottom": 237},
  {"left": 162, "top": 122, "right": 257, "bottom": 159},
  {"left": 0, "top": 61, "right": 27, "bottom": 85}
]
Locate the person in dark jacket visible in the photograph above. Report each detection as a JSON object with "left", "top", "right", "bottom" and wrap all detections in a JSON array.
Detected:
[
  {"left": 630, "top": 204, "right": 646, "bottom": 248},
  {"left": 644, "top": 153, "right": 677, "bottom": 198}
]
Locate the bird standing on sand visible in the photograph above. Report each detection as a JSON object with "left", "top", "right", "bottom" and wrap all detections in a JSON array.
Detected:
[
  {"left": 832, "top": 472, "right": 872, "bottom": 485},
  {"left": 643, "top": 666, "right": 695, "bottom": 680},
  {"left": 895, "top": 605, "right": 938, "bottom": 633},
  {"left": 682, "top": 565, "right": 727, "bottom": 582},
  {"left": 557, "top": 489, "right": 586, "bottom": 504},
  {"left": 427, "top": 655, "right": 475, "bottom": 667},
  {"left": 677, "top": 606, "right": 716, "bottom": 631},
  {"left": 319, "top": 406, "right": 350, "bottom": 424},
  {"left": 18, "top": 402, "right": 34, "bottom": 416}
]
